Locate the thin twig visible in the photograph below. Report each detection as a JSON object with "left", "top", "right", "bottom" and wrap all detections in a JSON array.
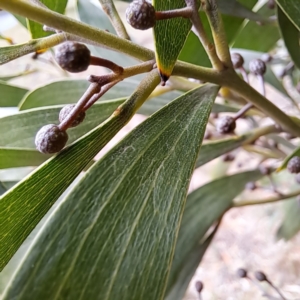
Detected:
[
  {"left": 83, "top": 80, "right": 120, "bottom": 111},
  {"left": 185, "top": 0, "right": 224, "bottom": 70},
  {"left": 58, "top": 83, "right": 100, "bottom": 131},
  {"left": 156, "top": 7, "right": 193, "bottom": 20},
  {"left": 234, "top": 189, "right": 300, "bottom": 207},
  {"left": 202, "top": 0, "right": 232, "bottom": 67},
  {"left": 98, "top": 0, "right": 130, "bottom": 40}
]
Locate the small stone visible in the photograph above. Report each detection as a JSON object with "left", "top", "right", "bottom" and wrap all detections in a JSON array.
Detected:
[
  {"left": 287, "top": 156, "right": 300, "bottom": 174},
  {"left": 55, "top": 42, "right": 91, "bottom": 73},
  {"left": 216, "top": 116, "right": 236, "bottom": 134},
  {"left": 126, "top": 0, "right": 156, "bottom": 30},
  {"left": 231, "top": 53, "right": 244, "bottom": 69},
  {"left": 249, "top": 59, "right": 266, "bottom": 76},
  {"left": 59, "top": 104, "right": 86, "bottom": 127},
  {"left": 35, "top": 124, "right": 68, "bottom": 154}
]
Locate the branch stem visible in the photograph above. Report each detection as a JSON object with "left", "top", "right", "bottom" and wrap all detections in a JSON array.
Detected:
[
  {"left": 90, "top": 56, "right": 123, "bottom": 74},
  {"left": 58, "top": 83, "right": 100, "bottom": 131},
  {"left": 223, "top": 70, "right": 300, "bottom": 137},
  {"left": 202, "top": 0, "right": 232, "bottom": 67},
  {"left": 98, "top": 0, "right": 130, "bottom": 40},
  {"left": 186, "top": 0, "right": 224, "bottom": 70},
  {"left": 155, "top": 7, "right": 193, "bottom": 20},
  {"left": 234, "top": 189, "right": 300, "bottom": 207}
]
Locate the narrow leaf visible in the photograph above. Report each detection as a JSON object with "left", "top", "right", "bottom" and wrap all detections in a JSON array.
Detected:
[
  {"left": 196, "top": 133, "right": 250, "bottom": 168},
  {"left": 153, "top": 0, "right": 196, "bottom": 81},
  {"left": 276, "top": 0, "right": 300, "bottom": 31},
  {"left": 232, "top": 4, "right": 280, "bottom": 52},
  {"left": 27, "top": 0, "right": 68, "bottom": 39},
  {"left": 277, "top": 7, "right": 300, "bottom": 69},
  {"left": 0, "top": 72, "right": 160, "bottom": 270},
  {"left": 166, "top": 170, "right": 263, "bottom": 300},
  {"left": 0, "top": 148, "right": 51, "bottom": 169},
  {"left": 2, "top": 84, "right": 219, "bottom": 299},
  {"left": 0, "top": 81, "right": 28, "bottom": 107}
]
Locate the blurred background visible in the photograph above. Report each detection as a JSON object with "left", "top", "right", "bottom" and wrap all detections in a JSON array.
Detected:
[{"left": 0, "top": 1, "right": 300, "bottom": 299}]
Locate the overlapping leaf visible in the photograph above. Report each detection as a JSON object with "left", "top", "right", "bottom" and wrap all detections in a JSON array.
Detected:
[
  {"left": 1, "top": 84, "right": 218, "bottom": 299},
  {"left": 232, "top": 4, "right": 280, "bottom": 52},
  {"left": 276, "top": 0, "right": 300, "bottom": 31},
  {"left": 0, "top": 148, "right": 50, "bottom": 169},
  {"left": 166, "top": 170, "right": 263, "bottom": 300}
]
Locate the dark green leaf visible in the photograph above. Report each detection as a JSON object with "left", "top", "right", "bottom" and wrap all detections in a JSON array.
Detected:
[
  {"left": 27, "top": 0, "right": 68, "bottom": 39},
  {"left": 196, "top": 133, "right": 250, "bottom": 168},
  {"left": 1, "top": 84, "right": 218, "bottom": 299},
  {"left": 166, "top": 170, "right": 263, "bottom": 300},
  {"left": 232, "top": 4, "right": 280, "bottom": 52},
  {"left": 153, "top": 0, "right": 196, "bottom": 80},
  {"left": 277, "top": 7, "right": 300, "bottom": 69},
  {"left": 0, "top": 100, "right": 124, "bottom": 148},
  {"left": 0, "top": 81, "right": 28, "bottom": 107},
  {"left": 276, "top": 0, "right": 300, "bottom": 31},
  {"left": 19, "top": 80, "right": 90, "bottom": 110},
  {"left": 0, "top": 72, "right": 160, "bottom": 270},
  {"left": 0, "top": 38, "right": 48, "bottom": 65},
  {"left": 277, "top": 198, "right": 300, "bottom": 240}
]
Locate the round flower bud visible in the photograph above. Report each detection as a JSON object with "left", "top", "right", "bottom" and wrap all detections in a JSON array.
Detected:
[
  {"left": 231, "top": 53, "right": 244, "bottom": 69},
  {"left": 259, "top": 165, "right": 271, "bottom": 175},
  {"left": 237, "top": 268, "right": 247, "bottom": 278},
  {"left": 216, "top": 116, "right": 236, "bottom": 134},
  {"left": 59, "top": 104, "right": 86, "bottom": 128},
  {"left": 195, "top": 281, "right": 203, "bottom": 293},
  {"left": 287, "top": 156, "right": 300, "bottom": 174},
  {"left": 254, "top": 271, "right": 267, "bottom": 282},
  {"left": 249, "top": 59, "right": 266, "bottom": 76},
  {"left": 55, "top": 42, "right": 91, "bottom": 73},
  {"left": 126, "top": 0, "right": 156, "bottom": 30},
  {"left": 245, "top": 181, "right": 257, "bottom": 191},
  {"left": 35, "top": 124, "right": 68, "bottom": 154}
]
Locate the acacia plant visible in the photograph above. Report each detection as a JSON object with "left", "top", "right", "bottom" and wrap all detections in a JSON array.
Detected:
[{"left": 0, "top": 0, "right": 300, "bottom": 299}]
